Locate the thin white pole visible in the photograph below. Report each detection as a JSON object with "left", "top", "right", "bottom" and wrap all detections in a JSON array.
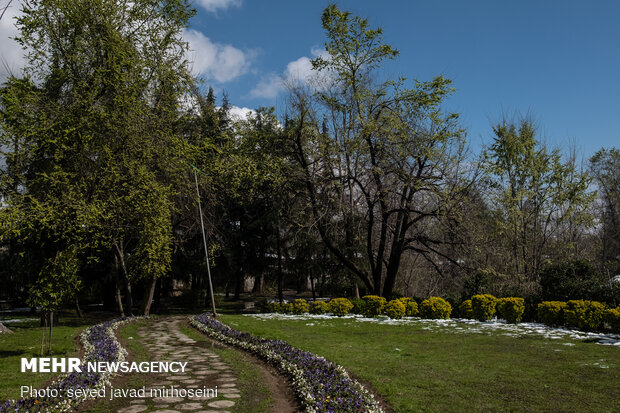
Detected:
[{"left": 194, "top": 169, "right": 217, "bottom": 318}]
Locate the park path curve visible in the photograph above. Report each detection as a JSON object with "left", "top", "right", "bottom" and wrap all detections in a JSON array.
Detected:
[{"left": 116, "top": 316, "right": 240, "bottom": 413}]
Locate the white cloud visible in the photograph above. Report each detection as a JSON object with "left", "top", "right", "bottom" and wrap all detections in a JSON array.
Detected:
[
  {"left": 249, "top": 73, "right": 283, "bottom": 99},
  {"left": 228, "top": 105, "right": 254, "bottom": 121},
  {"left": 249, "top": 47, "right": 330, "bottom": 99},
  {"left": 195, "top": 0, "right": 242, "bottom": 14},
  {"left": 0, "top": 1, "right": 27, "bottom": 83},
  {"left": 284, "top": 56, "right": 314, "bottom": 84},
  {"left": 183, "top": 29, "right": 253, "bottom": 83}
]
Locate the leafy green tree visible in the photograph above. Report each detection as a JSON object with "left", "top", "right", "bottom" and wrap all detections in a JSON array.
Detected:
[
  {"left": 0, "top": 0, "right": 195, "bottom": 316},
  {"left": 590, "top": 148, "right": 620, "bottom": 276},
  {"left": 286, "top": 5, "right": 470, "bottom": 297},
  {"left": 483, "top": 119, "right": 594, "bottom": 295}
]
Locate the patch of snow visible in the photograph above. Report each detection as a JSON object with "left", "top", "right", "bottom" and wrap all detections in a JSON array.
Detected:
[
  {"left": 245, "top": 313, "right": 620, "bottom": 346},
  {"left": 0, "top": 318, "right": 38, "bottom": 324}
]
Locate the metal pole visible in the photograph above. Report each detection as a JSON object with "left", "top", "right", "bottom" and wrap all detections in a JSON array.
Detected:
[{"left": 194, "top": 169, "right": 217, "bottom": 318}]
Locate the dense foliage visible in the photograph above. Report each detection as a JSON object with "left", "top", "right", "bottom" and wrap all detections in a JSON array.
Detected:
[{"left": 0, "top": 3, "right": 618, "bottom": 315}]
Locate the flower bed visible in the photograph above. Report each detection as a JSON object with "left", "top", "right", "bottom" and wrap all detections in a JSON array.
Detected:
[
  {"left": 191, "top": 314, "right": 384, "bottom": 413},
  {"left": 0, "top": 317, "right": 134, "bottom": 413}
]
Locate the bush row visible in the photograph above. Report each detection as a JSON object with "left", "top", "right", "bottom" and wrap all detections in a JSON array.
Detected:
[
  {"left": 266, "top": 295, "right": 447, "bottom": 320},
  {"left": 538, "top": 300, "right": 620, "bottom": 332},
  {"left": 265, "top": 296, "right": 620, "bottom": 333}
]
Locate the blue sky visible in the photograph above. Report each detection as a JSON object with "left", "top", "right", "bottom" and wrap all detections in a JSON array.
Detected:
[
  {"left": 1, "top": 0, "right": 618, "bottom": 158},
  {"left": 185, "top": 0, "right": 620, "bottom": 159}
]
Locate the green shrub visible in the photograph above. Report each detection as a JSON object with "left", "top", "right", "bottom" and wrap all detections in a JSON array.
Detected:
[
  {"left": 605, "top": 307, "right": 620, "bottom": 333},
  {"left": 350, "top": 298, "right": 366, "bottom": 315},
  {"left": 362, "top": 295, "right": 387, "bottom": 317},
  {"left": 496, "top": 297, "right": 525, "bottom": 323},
  {"left": 537, "top": 301, "right": 567, "bottom": 326},
  {"left": 471, "top": 294, "right": 497, "bottom": 321},
  {"left": 419, "top": 297, "right": 452, "bottom": 319},
  {"left": 292, "top": 298, "right": 309, "bottom": 314},
  {"left": 328, "top": 297, "right": 354, "bottom": 316},
  {"left": 385, "top": 300, "right": 406, "bottom": 319},
  {"left": 540, "top": 259, "right": 602, "bottom": 301},
  {"left": 266, "top": 301, "right": 281, "bottom": 313},
  {"left": 564, "top": 300, "right": 606, "bottom": 331},
  {"left": 398, "top": 297, "right": 419, "bottom": 316},
  {"left": 459, "top": 300, "right": 474, "bottom": 319},
  {"left": 310, "top": 300, "right": 329, "bottom": 314},
  {"left": 282, "top": 302, "right": 293, "bottom": 313}
]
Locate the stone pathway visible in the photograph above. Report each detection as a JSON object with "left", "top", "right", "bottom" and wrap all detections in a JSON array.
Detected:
[{"left": 116, "top": 316, "right": 239, "bottom": 413}]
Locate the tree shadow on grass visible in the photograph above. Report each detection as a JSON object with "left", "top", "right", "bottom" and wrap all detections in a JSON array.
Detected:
[{"left": 0, "top": 350, "right": 26, "bottom": 357}]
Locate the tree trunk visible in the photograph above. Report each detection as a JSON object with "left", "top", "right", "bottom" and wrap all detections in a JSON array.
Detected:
[
  {"left": 276, "top": 230, "right": 284, "bottom": 304},
  {"left": 48, "top": 313, "right": 53, "bottom": 355},
  {"left": 153, "top": 277, "right": 161, "bottom": 314},
  {"left": 142, "top": 275, "right": 157, "bottom": 316},
  {"left": 40, "top": 313, "right": 47, "bottom": 356},
  {"left": 115, "top": 278, "right": 125, "bottom": 317},
  {"left": 40, "top": 310, "right": 58, "bottom": 327},
  {"left": 234, "top": 270, "right": 242, "bottom": 300},
  {"left": 114, "top": 241, "right": 133, "bottom": 316},
  {"left": 252, "top": 274, "right": 264, "bottom": 294},
  {"left": 75, "top": 296, "right": 83, "bottom": 318},
  {"left": 310, "top": 276, "right": 316, "bottom": 301}
]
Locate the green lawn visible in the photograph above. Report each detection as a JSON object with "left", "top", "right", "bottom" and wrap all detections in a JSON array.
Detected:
[
  {"left": 220, "top": 315, "right": 620, "bottom": 413},
  {"left": 0, "top": 316, "right": 97, "bottom": 401},
  {"left": 180, "top": 322, "right": 273, "bottom": 413}
]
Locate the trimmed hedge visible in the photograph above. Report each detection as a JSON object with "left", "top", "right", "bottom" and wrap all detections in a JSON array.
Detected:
[
  {"left": 471, "top": 294, "right": 497, "bottom": 321},
  {"left": 458, "top": 299, "right": 474, "bottom": 319},
  {"left": 292, "top": 299, "right": 309, "bottom": 314},
  {"left": 362, "top": 295, "right": 387, "bottom": 317},
  {"left": 398, "top": 297, "right": 419, "bottom": 316},
  {"left": 310, "top": 300, "right": 329, "bottom": 314},
  {"left": 385, "top": 300, "right": 406, "bottom": 319},
  {"left": 537, "top": 301, "right": 567, "bottom": 326},
  {"left": 605, "top": 307, "right": 620, "bottom": 333},
  {"left": 328, "top": 298, "right": 354, "bottom": 316},
  {"left": 350, "top": 298, "right": 366, "bottom": 315},
  {"left": 419, "top": 297, "right": 452, "bottom": 319},
  {"left": 496, "top": 297, "right": 525, "bottom": 323},
  {"left": 564, "top": 300, "right": 606, "bottom": 331}
]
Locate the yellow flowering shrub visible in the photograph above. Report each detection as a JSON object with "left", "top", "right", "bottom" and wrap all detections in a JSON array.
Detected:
[
  {"left": 537, "top": 301, "right": 567, "bottom": 326},
  {"left": 328, "top": 297, "right": 354, "bottom": 316},
  {"left": 292, "top": 298, "right": 310, "bottom": 314},
  {"left": 419, "top": 297, "right": 452, "bottom": 319},
  {"left": 310, "top": 300, "right": 329, "bottom": 314},
  {"left": 459, "top": 299, "right": 473, "bottom": 319},
  {"left": 385, "top": 300, "right": 406, "bottom": 319},
  {"left": 471, "top": 294, "right": 497, "bottom": 321},
  {"left": 564, "top": 300, "right": 606, "bottom": 331},
  {"left": 496, "top": 297, "right": 525, "bottom": 323},
  {"left": 398, "top": 297, "right": 419, "bottom": 316},
  {"left": 362, "top": 295, "right": 387, "bottom": 317},
  {"left": 605, "top": 307, "right": 620, "bottom": 333}
]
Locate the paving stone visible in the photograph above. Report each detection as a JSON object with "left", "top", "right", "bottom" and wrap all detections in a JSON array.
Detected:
[
  {"left": 152, "top": 397, "right": 185, "bottom": 403},
  {"left": 117, "top": 405, "right": 148, "bottom": 413},
  {"left": 218, "top": 389, "right": 240, "bottom": 395},
  {"left": 222, "top": 394, "right": 241, "bottom": 399},
  {"left": 218, "top": 383, "right": 236, "bottom": 388},
  {"left": 195, "top": 411, "right": 231, "bottom": 413},
  {"left": 176, "top": 402, "right": 204, "bottom": 410},
  {"left": 215, "top": 377, "right": 235, "bottom": 382},
  {"left": 207, "top": 400, "right": 236, "bottom": 408}
]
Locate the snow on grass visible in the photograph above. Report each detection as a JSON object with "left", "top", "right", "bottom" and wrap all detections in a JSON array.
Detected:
[{"left": 245, "top": 313, "right": 620, "bottom": 346}]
